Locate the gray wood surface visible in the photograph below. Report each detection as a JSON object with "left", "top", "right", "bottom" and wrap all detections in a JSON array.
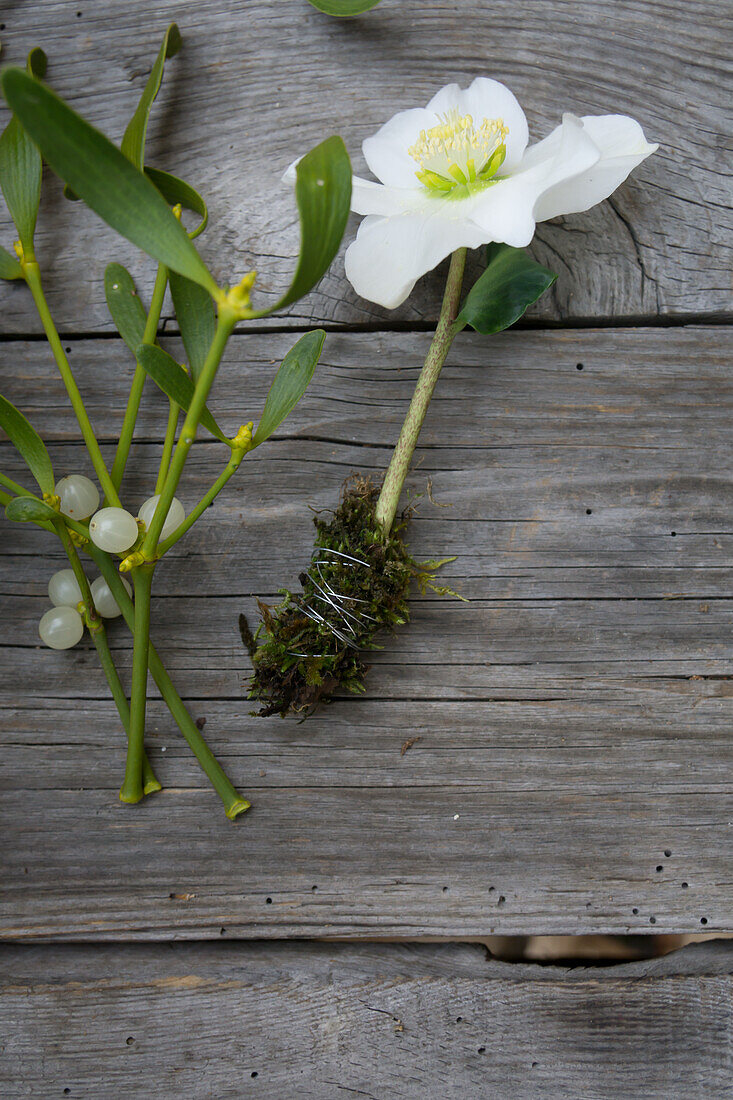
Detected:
[
  {"left": 2, "top": 0, "right": 732, "bottom": 1087},
  {"left": 0, "top": 0, "right": 730, "bottom": 335},
  {"left": 1, "top": 327, "right": 731, "bottom": 938},
  {"left": 1, "top": 941, "right": 731, "bottom": 1098}
]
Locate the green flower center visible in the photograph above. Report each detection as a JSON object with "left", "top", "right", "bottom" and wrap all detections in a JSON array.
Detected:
[{"left": 409, "top": 108, "right": 508, "bottom": 196}]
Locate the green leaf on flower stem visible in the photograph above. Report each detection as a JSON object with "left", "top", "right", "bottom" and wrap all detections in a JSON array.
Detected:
[
  {"left": 121, "top": 23, "right": 181, "bottom": 170},
  {"left": 169, "top": 270, "right": 216, "bottom": 383},
  {"left": 1, "top": 68, "right": 219, "bottom": 296},
  {"left": 457, "top": 243, "right": 557, "bottom": 336},
  {"left": 0, "top": 244, "right": 23, "bottom": 279},
  {"left": 307, "top": 0, "right": 381, "bottom": 14},
  {"left": 105, "top": 263, "right": 147, "bottom": 353},
  {"left": 0, "top": 394, "right": 54, "bottom": 493},
  {"left": 144, "top": 166, "right": 208, "bottom": 240},
  {"left": 250, "top": 136, "right": 351, "bottom": 318},
  {"left": 252, "top": 329, "right": 326, "bottom": 447},
  {"left": 5, "top": 494, "right": 57, "bottom": 524},
  {"left": 136, "top": 344, "right": 229, "bottom": 443},
  {"left": 0, "top": 114, "right": 42, "bottom": 252}
]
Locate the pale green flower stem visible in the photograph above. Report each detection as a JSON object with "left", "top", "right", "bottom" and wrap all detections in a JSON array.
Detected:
[
  {"left": 53, "top": 517, "right": 161, "bottom": 796},
  {"left": 110, "top": 262, "right": 168, "bottom": 494},
  {"left": 23, "top": 261, "right": 122, "bottom": 507},
  {"left": 375, "top": 247, "right": 467, "bottom": 535}
]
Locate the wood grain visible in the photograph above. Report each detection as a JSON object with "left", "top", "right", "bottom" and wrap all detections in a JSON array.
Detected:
[
  {"left": 0, "top": 0, "right": 730, "bottom": 334},
  {"left": 1, "top": 941, "right": 731, "bottom": 1098},
  {"left": 1, "top": 327, "right": 731, "bottom": 938}
]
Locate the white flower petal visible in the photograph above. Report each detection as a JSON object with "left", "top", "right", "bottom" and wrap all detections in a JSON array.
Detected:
[
  {"left": 531, "top": 114, "right": 658, "bottom": 221},
  {"left": 351, "top": 175, "right": 428, "bottom": 217},
  {"left": 362, "top": 106, "right": 439, "bottom": 188},
  {"left": 428, "top": 77, "right": 529, "bottom": 171},
  {"left": 468, "top": 112, "right": 601, "bottom": 244},
  {"left": 344, "top": 210, "right": 485, "bottom": 309},
  {"left": 282, "top": 157, "right": 300, "bottom": 185}
]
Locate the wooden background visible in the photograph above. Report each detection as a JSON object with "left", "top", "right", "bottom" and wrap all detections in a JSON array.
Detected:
[{"left": 0, "top": 0, "right": 731, "bottom": 1094}]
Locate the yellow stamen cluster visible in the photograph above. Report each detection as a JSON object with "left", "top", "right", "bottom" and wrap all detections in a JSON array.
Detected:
[{"left": 409, "top": 109, "right": 508, "bottom": 194}]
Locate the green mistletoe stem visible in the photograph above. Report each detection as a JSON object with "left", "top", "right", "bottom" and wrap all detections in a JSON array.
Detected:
[
  {"left": 110, "top": 262, "right": 169, "bottom": 493},
  {"left": 0, "top": 470, "right": 31, "bottom": 497},
  {"left": 119, "top": 561, "right": 154, "bottom": 804},
  {"left": 375, "top": 247, "right": 467, "bottom": 535},
  {"left": 91, "top": 612, "right": 161, "bottom": 796},
  {"left": 23, "top": 261, "right": 122, "bottom": 507},
  {"left": 124, "top": 308, "right": 236, "bottom": 797},
  {"left": 155, "top": 397, "right": 179, "bottom": 493},
  {"left": 157, "top": 431, "right": 250, "bottom": 555},
  {"left": 141, "top": 309, "right": 235, "bottom": 558},
  {"left": 87, "top": 544, "right": 249, "bottom": 818},
  {"left": 53, "top": 516, "right": 161, "bottom": 795}
]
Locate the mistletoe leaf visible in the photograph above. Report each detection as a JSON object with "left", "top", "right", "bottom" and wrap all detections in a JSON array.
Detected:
[{"left": 0, "top": 393, "right": 54, "bottom": 493}]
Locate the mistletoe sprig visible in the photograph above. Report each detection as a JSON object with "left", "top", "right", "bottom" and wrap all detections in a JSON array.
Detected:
[{"left": 0, "top": 28, "right": 351, "bottom": 814}]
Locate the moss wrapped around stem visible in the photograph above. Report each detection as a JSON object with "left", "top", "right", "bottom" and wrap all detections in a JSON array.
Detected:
[{"left": 247, "top": 477, "right": 454, "bottom": 717}]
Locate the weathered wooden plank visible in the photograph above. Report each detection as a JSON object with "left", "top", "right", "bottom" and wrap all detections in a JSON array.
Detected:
[
  {"left": 1, "top": 327, "right": 731, "bottom": 607},
  {"left": 0, "top": 1, "right": 730, "bottom": 334},
  {"left": 1, "top": 774, "right": 730, "bottom": 938},
  {"left": 1, "top": 326, "right": 731, "bottom": 938},
  {"left": 0, "top": 942, "right": 731, "bottom": 1098}
]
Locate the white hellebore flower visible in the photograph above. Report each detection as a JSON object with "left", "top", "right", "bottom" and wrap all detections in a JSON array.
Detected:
[{"left": 343, "top": 79, "right": 658, "bottom": 309}]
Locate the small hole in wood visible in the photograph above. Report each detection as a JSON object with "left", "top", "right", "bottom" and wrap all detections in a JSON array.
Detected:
[
  {"left": 497, "top": 895, "right": 506, "bottom": 907},
  {"left": 531, "top": 1062, "right": 539, "bottom": 1069},
  {"left": 456, "top": 1016, "right": 463, "bottom": 1023},
  {"left": 311, "top": 885, "right": 318, "bottom": 892},
  {"left": 65, "top": 347, "right": 71, "bottom": 354},
  {"left": 670, "top": 531, "right": 676, "bottom": 537},
  {"left": 478, "top": 1046, "right": 486, "bottom": 1055},
  {"left": 76, "top": 10, "right": 82, "bottom": 16},
  {"left": 632, "top": 908, "right": 639, "bottom": 915},
  {"left": 487, "top": 885, "right": 495, "bottom": 893},
  {"left": 649, "top": 916, "right": 656, "bottom": 924},
  {"left": 576, "top": 363, "right": 584, "bottom": 371},
  {"left": 586, "top": 508, "right": 592, "bottom": 515},
  {"left": 251, "top": 1071, "right": 258, "bottom": 1078},
  {"left": 220, "top": 927, "right": 226, "bottom": 935},
  {"left": 265, "top": 897, "right": 272, "bottom": 904},
  {"left": 656, "top": 865, "right": 663, "bottom": 873},
  {"left": 126, "top": 1036, "right": 134, "bottom": 1046},
  {"left": 664, "top": 849, "right": 672, "bottom": 857},
  {"left": 681, "top": 882, "right": 689, "bottom": 889},
  {"left": 442, "top": 886, "right": 449, "bottom": 893},
  {"left": 701, "top": 917, "right": 708, "bottom": 925}
]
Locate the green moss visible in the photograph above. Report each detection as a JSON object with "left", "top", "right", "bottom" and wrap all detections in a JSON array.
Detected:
[{"left": 247, "top": 476, "right": 451, "bottom": 717}]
